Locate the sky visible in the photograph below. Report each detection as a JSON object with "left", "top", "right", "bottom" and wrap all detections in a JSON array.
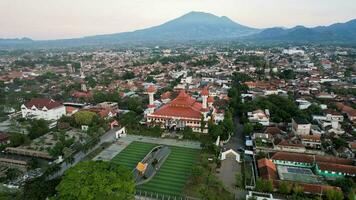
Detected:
[{"left": 0, "top": 0, "right": 355, "bottom": 40}]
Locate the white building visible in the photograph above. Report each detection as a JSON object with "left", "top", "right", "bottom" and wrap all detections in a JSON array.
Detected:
[
  {"left": 248, "top": 109, "right": 270, "bottom": 126},
  {"left": 282, "top": 48, "right": 305, "bottom": 55},
  {"left": 296, "top": 99, "right": 312, "bottom": 110},
  {"left": 21, "top": 98, "right": 66, "bottom": 121}
]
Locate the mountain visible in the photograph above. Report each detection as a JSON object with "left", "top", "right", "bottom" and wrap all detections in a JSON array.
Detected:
[
  {"left": 82, "top": 11, "right": 259, "bottom": 43},
  {"left": 0, "top": 37, "right": 33, "bottom": 43},
  {"left": 1, "top": 12, "right": 356, "bottom": 48},
  {"left": 249, "top": 19, "right": 356, "bottom": 43}
]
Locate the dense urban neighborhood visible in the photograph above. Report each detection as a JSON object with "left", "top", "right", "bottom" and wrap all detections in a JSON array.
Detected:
[{"left": 0, "top": 42, "right": 355, "bottom": 200}]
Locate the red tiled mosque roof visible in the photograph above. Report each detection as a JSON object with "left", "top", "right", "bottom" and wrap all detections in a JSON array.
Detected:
[{"left": 149, "top": 90, "right": 203, "bottom": 119}]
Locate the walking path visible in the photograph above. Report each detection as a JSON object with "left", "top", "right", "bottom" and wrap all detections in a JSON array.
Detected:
[{"left": 94, "top": 134, "right": 201, "bottom": 161}]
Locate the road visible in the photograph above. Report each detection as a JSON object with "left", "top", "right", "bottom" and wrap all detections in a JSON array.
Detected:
[
  {"left": 223, "top": 116, "right": 245, "bottom": 151},
  {"left": 49, "top": 128, "right": 118, "bottom": 179},
  {"left": 218, "top": 116, "right": 248, "bottom": 199}
]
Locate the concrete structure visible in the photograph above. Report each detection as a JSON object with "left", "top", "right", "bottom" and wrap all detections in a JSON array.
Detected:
[
  {"left": 115, "top": 127, "right": 127, "bottom": 139},
  {"left": 221, "top": 149, "right": 241, "bottom": 162},
  {"left": 292, "top": 118, "right": 311, "bottom": 135},
  {"left": 146, "top": 85, "right": 156, "bottom": 114},
  {"left": 246, "top": 191, "right": 282, "bottom": 200}
]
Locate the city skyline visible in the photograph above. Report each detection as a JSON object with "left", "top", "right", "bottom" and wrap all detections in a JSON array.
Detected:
[{"left": 1, "top": 0, "right": 356, "bottom": 40}]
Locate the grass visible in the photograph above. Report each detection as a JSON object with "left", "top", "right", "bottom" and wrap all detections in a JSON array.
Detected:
[
  {"left": 111, "top": 141, "right": 200, "bottom": 199},
  {"left": 111, "top": 141, "right": 157, "bottom": 169}
]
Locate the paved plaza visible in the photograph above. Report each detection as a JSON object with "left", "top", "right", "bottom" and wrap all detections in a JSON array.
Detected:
[{"left": 93, "top": 134, "right": 201, "bottom": 161}]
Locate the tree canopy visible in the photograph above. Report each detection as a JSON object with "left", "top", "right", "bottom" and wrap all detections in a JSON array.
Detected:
[
  {"left": 54, "top": 161, "right": 135, "bottom": 200},
  {"left": 74, "top": 111, "right": 97, "bottom": 126},
  {"left": 28, "top": 119, "right": 49, "bottom": 139}
]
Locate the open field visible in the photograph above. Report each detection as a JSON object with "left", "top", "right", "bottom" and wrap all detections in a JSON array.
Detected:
[{"left": 111, "top": 141, "right": 200, "bottom": 198}]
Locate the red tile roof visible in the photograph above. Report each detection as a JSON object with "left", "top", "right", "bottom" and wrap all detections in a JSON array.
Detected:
[
  {"left": 317, "top": 162, "right": 356, "bottom": 175},
  {"left": 72, "top": 91, "right": 93, "bottom": 98},
  {"left": 149, "top": 90, "right": 203, "bottom": 119},
  {"left": 349, "top": 142, "right": 356, "bottom": 150},
  {"left": 258, "top": 158, "right": 278, "bottom": 180},
  {"left": 207, "top": 96, "right": 214, "bottom": 103},
  {"left": 300, "top": 134, "right": 321, "bottom": 141},
  {"left": 147, "top": 85, "right": 156, "bottom": 93},
  {"left": 65, "top": 106, "right": 78, "bottom": 114},
  {"left": 24, "top": 98, "right": 62, "bottom": 110},
  {"left": 265, "top": 126, "right": 281, "bottom": 135},
  {"left": 271, "top": 152, "right": 353, "bottom": 165},
  {"left": 201, "top": 87, "right": 209, "bottom": 96}
]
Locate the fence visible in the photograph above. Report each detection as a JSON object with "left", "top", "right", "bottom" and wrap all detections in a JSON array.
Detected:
[{"left": 135, "top": 189, "right": 201, "bottom": 200}]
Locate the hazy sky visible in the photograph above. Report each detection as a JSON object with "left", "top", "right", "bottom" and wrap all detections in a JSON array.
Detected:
[{"left": 1, "top": 0, "right": 355, "bottom": 40}]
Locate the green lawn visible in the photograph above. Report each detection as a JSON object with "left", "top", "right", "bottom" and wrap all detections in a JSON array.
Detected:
[
  {"left": 111, "top": 141, "right": 157, "bottom": 169},
  {"left": 111, "top": 141, "right": 200, "bottom": 199}
]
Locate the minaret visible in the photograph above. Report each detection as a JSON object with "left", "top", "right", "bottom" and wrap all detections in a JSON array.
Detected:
[
  {"left": 201, "top": 87, "right": 209, "bottom": 111},
  {"left": 146, "top": 85, "right": 156, "bottom": 114},
  {"left": 80, "top": 63, "right": 87, "bottom": 92},
  {"left": 207, "top": 96, "right": 214, "bottom": 108},
  {"left": 81, "top": 80, "right": 87, "bottom": 92}
]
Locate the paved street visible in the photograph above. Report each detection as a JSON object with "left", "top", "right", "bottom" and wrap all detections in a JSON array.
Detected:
[
  {"left": 224, "top": 116, "right": 245, "bottom": 151},
  {"left": 218, "top": 116, "right": 248, "bottom": 200}
]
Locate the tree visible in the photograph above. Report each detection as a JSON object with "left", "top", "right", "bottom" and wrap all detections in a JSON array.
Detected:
[
  {"left": 243, "top": 123, "right": 254, "bottom": 136},
  {"left": 119, "top": 112, "right": 139, "bottom": 129},
  {"left": 329, "top": 178, "right": 355, "bottom": 198},
  {"left": 9, "top": 132, "right": 29, "bottom": 147},
  {"left": 5, "top": 168, "right": 21, "bottom": 181},
  {"left": 279, "top": 181, "right": 292, "bottom": 194},
  {"left": 28, "top": 158, "right": 40, "bottom": 170},
  {"left": 121, "top": 71, "right": 135, "bottom": 80},
  {"left": 21, "top": 176, "right": 61, "bottom": 200},
  {"left": 200, "top": 115, "right": 206, "bottom": 133},
  {"left": 74, "top": 111, "right": 97, "bottom": 126},
  {"left": 54, "top": 161, "right": 135, "bottom": 200},
  {"left": 292, "top": 184, "right": 304, "bottom": 196},
  {"left": 182, "top": 127, "right": 194, "bottom": 139},
  {"left": 255, "top": 178, "right": 264, "bottom": 192},
  {"left": 326, "top": 189, "right": 344, "bottom": 200},
  {"left": 278, "top": 69, "right": 295, "bottom": 80},
  {"left": 191, "top": 166, "right": 204, "bottom": 184},
  {"left": 348, "top": 191, "right": 355, "bottom": 200},
  {"left": 28, "top": 119, "right": 49, "bottom": 139},
  {"left": 235, "top": 173, "right": 243, "bottom": 188},
  {"left": 264, "top": 180, "right": 273, "bottom": 193},
  {"left": 255, "top": 178, "right": 273, "bottom": 193}
]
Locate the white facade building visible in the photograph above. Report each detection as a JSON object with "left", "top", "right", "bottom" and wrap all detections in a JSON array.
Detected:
[
  {"left": 21, "top": 98, "right": 66, "bottom": 121},
  {"left": 248, "top": 109, "right": 270, "bottom": 126}
]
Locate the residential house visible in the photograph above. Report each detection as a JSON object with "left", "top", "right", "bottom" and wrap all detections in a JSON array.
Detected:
[
  {"left": 300, "top": 134, "right": 322, "bottom": 149},
  {"left": 292, "top": 118, "right": 311, "bottom": 135},
  {"left": 248, "top": 109, "right": 270, "bottom": 126}
]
